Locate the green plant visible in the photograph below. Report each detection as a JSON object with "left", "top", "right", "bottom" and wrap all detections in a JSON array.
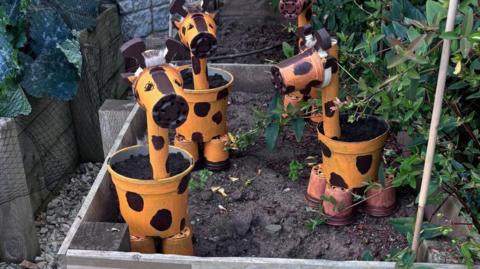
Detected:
[
  {"left": 0, "top": 0, "right": 95, "bottom": 117},
  {"left": 306, "top": 215, "right": 326, "bottom": 231},
  {"left": 460, "top": 239, "right": 480, "bottom": 269},
  {"left": 189, "top": 169, "right": 213, "bottom": 191},
  {"left": 288, "top": 159, "right": 304, "bottom": 181}
]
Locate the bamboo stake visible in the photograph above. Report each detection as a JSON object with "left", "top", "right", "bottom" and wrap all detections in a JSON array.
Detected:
[{"left": 411, "top": 0, "right": 458, "bottom": 255}]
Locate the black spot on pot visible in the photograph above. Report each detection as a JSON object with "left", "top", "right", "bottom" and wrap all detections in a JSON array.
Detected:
[
  {"left": 194, "top": 102, "right": 211, "bottom": 117},
  {"left": 212, "top": 111, "right": 222, "bottom": 124},
  {"left": 180, "top": 218, "right": 186, "bottom": 230},
  {"left": 305, "top": 80, "right": 322, "bottom": 92},
  {"left": 126, "top": 192, "right": 143, "bottom": 212},
  {"left": 151, "top": 135, "right": 165, "bottom": 150},
  {"left": 285, "top": 85, "right": 295, "bottom": 94},
  {"left": 330, "top": 172, "right": 348, "bottom": 189},
  {"left": 192, "top": 56, "right": 201, "bottom": 75},
  {"left": 177, "top": 174, "right": 191, "bottom": 194},
  {"left": 356, "top": 155, "right": 373, "bottom": 175},
  {"left": 294, "top": 62, "right": 313, "bottom": 76},
  {"left": 324, "top": 100, "right": 336, "bottom": 117},
  {"left": 150, "top": 209, "right": 172, "bottom": 231},
  {"left": 192, "top": 132, "right": 204, "bottom": 143},
  {"left": 217, "top": 88, "right": 229, "bottom": 100},
  {"left": 319, "top": 140, "right": 331, "bottom": 157}
]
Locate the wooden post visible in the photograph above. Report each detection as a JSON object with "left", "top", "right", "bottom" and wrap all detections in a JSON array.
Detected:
[
  {"left": 321, "top": 40, "right": 341, "bottom": 139},
  {"left": 0, "top": 118, "right": 39, "bottom": 262},
  {"left": 412, "top": 0, "right": 458, "bottom": 255}
]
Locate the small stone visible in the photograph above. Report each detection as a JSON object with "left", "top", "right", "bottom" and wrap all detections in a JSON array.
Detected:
[
  {"left": 231, "top": 209, "right": 253, "bottom": 236},
  {"left": 200, "top": 191, "right": 213, "bottom": 201},
  {"left": 230, "top": 189, "right": 243, "bottom": 201},
  {"left": 265, "top": 224, "right": 282, "bottom": 234}
]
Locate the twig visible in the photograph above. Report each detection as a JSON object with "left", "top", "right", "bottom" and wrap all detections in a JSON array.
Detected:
[{"left": 448, "top": 102, "right": 480, "bottom": 149}]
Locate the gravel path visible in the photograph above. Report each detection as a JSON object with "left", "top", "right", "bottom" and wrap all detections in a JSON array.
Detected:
[{"left": 0, "top": 163, "right": 101, "bottom": 269}]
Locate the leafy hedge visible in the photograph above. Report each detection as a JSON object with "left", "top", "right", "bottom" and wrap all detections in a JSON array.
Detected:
[{"left": 0, "top": 0, "right": 99, "bottom": 117}]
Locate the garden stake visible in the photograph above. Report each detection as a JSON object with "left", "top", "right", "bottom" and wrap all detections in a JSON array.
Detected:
[
  {"left": 170, "top": 0, "right": 217, "bottom": 90},
  {"left": 412, "top": 0, "right": 458, "bottom": 255}
]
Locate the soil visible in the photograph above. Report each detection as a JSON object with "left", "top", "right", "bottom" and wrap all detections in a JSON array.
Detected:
[
  {"left": 318, "top": 115, "right": 389, "bottom": 142},
  {"left": 181, "top": 70, "right": 228, "bottom": 89},
  {"left": 186, "top": 86, "right": 416, "bottom": 261},
  {"left": 211, "top": 0, "right": 294, "bottom": 64},
  {"left": 112, "top": 152, "right": 190, "bottom": 180}
]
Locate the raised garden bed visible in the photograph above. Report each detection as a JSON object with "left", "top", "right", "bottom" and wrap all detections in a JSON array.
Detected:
[{"left": 58, "top": 64, "right": 467, "bottom": 269}]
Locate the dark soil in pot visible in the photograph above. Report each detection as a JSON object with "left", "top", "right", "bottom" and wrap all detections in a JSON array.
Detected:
[
  {"left": 318, "top": 115, "right": 389, "bottom": 142},
  {"left": 181, "top": 70, "right": 229, "bottom": 89},
  {"left": 111, "top": 152, "right": 190, "bottom": 180}
]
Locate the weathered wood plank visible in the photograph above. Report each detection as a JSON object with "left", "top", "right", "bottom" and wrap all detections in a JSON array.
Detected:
[
  {"left": 72, "top": 5, "right": 127, "bottom": 162},
  {"left": 66, "top": 250, "right": 474, "bottom": 269},
  {"left": 0, "top": 118, "right": 39, "bottom": 262},
  {"left": 58, "top": 104, "right": 145, "bottom": 267},
  {"left": 70, "top": 222, "right": 130, "bottom": 252},
  {"left": 99, "top": 99, "right": 135, "bottom": 158}
]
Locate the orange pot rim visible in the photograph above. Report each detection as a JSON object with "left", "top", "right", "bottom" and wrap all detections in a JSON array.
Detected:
[
  {"left": 178, "top": 65, "right": 235, "bottom": 93},
  {"left": 317, "top": 114, "right": 390, "bottom": 154},
  {"left": 107, "top": 145, "right": 194, "bottom": 185}
]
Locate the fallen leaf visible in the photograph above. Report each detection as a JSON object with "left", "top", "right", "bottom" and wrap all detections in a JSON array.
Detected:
[
  {"left": 229, "top": 176, "right": 239, "bottom": 182},
  {"left": 305, "top": 156, "right": 317, "bottom": 160},
  {"left": 218, "top": 205, "right": 227, "bottom": 212},
  {"left": 110, "top": 227, "right": 120, "bottom": 232},
  {"left": 218, "top": 188, "right": 227, "bottom": 197},
  {"left": 211, "top": 186, "right": 221, "bottom": 192},
  {"left": 257, "top": 169, "right": 262, "bottom": 176},
  {"left": 245, "top": 179, "right": 253, "bottom": 186},
  {"left": 307, "top": 162, "right": 317, "bottom": 167},
  {"left": 454, "top": 61, "right": 462, "bottom": 75}
]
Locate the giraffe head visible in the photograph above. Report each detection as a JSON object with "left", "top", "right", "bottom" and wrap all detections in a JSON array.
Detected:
[
  {"left": 170, "top": 0, "right": 217, "bottom": 58},
  {"left": 278, "top": 0, "right": 311, "bottom": 20},
  {"left": 120, "top": 38, "right": 189, "bottom": 129}
]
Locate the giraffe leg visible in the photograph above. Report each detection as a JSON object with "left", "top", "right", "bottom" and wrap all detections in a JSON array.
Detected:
[
  {"left": 203, "top": 134, "right": 229, "bottom": 171},
  {"left": 174, "top": 134, "right": 200, "bottom": 167}
]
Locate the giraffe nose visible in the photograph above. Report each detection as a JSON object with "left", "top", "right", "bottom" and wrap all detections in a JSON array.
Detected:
[
  {"left": 152, "top": 94, "right": 189, "bottom": 129},
  {"left": 190, "top": 32, "right": 217, "bottom": 58}
]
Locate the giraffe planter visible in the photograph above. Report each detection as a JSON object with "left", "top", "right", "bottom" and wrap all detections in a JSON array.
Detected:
[
  {"left": 168, "top": 0, "right": 234, "bottom": 171},
  {"left": 107, "top": 40, "right": 197, "bottom": 254}
]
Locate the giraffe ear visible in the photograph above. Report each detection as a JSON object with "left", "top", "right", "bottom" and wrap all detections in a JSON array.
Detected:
[
  {"left": 314, "top": 28, "right": 332, "bottom": 51},
  {"left": 121, "top": 73, "right": 137, "bottom": 85},
  {"left": 173, "top": 20, "right": 182, "bottom": 30},
  {"left": 165, "top": 38, "right": 190, "bottom": 63},
  {"left": 170, "top": 0, "right": 188, "bottom": 17},
  {"left": 120, "top": 38, "right": 146, "bottom": 72}
]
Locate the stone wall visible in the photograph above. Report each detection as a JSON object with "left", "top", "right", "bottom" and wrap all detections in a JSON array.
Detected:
[{"left": 116, "top": 0, "right": 171, "bottom": 40}]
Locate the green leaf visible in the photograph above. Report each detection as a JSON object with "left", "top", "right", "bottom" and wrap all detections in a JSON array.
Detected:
[
  {"left": 21, "top": 48, "right": 77, "bottom": 100},
  {"left": 462, "top": 8, "right": 474, "bottom": 36},
  {"left": 291, "top": 117, "right": 305, "bottom": 142},
  {"left": 468, "top": 32, "right": 480, "bottom": 43},
  {"left": 360, "top": 250, "right": 374, "bottom": 261},
  {"left": 0, "top": 31, "right": 16, "bottom": 82},
  {"left": 282, "top": 41, "right": 294, "bottom": 58},
  {"left": 393, "top": 21, "right": 408, "bottom": 39},
  {"left": 1, "top": 0, "right": 23, "bottom": 23},
  {"left": 265, "top": 122, "right": 280, "bottom": 150},
  {"left": 439, "top": 31, "right": 460, "bottom": 40},
  {"left": 0, "top": 78, "right": 31, "bottom": 117},
  {"left": 57, "top": 34, "right": 82, "bottom": 76},
  {"left": 426, "top": 0, "right": 446, "bottom": 26},
  {"left": 28, "top": 8, "right": 70, "bottom": 54}
]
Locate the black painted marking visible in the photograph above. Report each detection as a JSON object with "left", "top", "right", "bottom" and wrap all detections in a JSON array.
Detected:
[
  {"left": 180, "top": 218, "right": 186, "bottom": 230},
  {"left": 192, "top": 56, "right": 201, "bottom": 75},
  {"left": 192, "top": 132, "right": 204, "bottom": 143},
  {"left": 150, "top": 67, "right": 175, "bottom": 94},
  {"left": 294, "top": 62, "right": 313, "bottom": 76},
  {"left": 324, "top": 100, "right": 336, "bottom": 117},
  {"left": 356, "top": 155, "right": 373, "bottom": 175},
  {"left": 320, "top": 140, "right": 331, "bottom": 157},
  {"left": 194, "top": 102, "right": 211, "bottom": 117},
  {"left": 330, "top": 172, "right": 348, "bottom": 189},
  {"left": 144, "top": 82, "right": 154, "bottom": 91},
  {"left": 177, "top": 174, "right": 191, "bottom": 194},
  {"left": 193, "top": 15, "right": 208, "bottom": 32},
  {"left": 151, "top": 135, "right": 165, "bottom": 150},
  {"left": 212, "top": 111, "right": 222, "bottom": 124},
  {"left": 126, "top": 192, "right": 144, "bottom": 212},
  {"left": 174, "top": 79, "right": 182, "bottom": 87},
  {"left": 150, "top": 209, "right": 173, "bottom": 231},
  {"left": 182, "top": 26, "right": 186, "bottom": 35},
  {"left": 217, "top": 89, "right": 229, "bottom": 100}
]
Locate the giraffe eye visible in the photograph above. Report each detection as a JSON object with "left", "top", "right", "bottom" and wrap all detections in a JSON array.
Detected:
[
  {"left": 145, "top": 82, "right": 154, "bottom": 91},
  {"left": 188, "top": 24, "right": 194, "bottom": 30}
]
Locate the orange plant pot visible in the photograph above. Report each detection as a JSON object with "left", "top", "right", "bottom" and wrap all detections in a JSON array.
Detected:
[
  {"left": 322, "top": 184, "right": 353, "bottom": 226},
  {"left": 175, "top": 66, "right": 234, "bottom": 144},
  {"left": 162, "top": 226, "right": 194, "bottom": 256},
  {"left": 317, "top": 115, "right": 389, "bottom": 190},
  {"left": 365, "top": 175, "right": 397, "bottom": 217},
  {"left": 130, "top": 235, "right": 156, "bottom": 254},
  {"left": 305, "top": 164, "right": 326, "bottom": 206},
  {"left": 203, "top": 134, "right": 229, "bottom": 171},
  {"left": 174, "top": 134, "right": 200, "bottom": 164},
  {"left": 107, "top": 145, "right": 194, "bottom": 238}
]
